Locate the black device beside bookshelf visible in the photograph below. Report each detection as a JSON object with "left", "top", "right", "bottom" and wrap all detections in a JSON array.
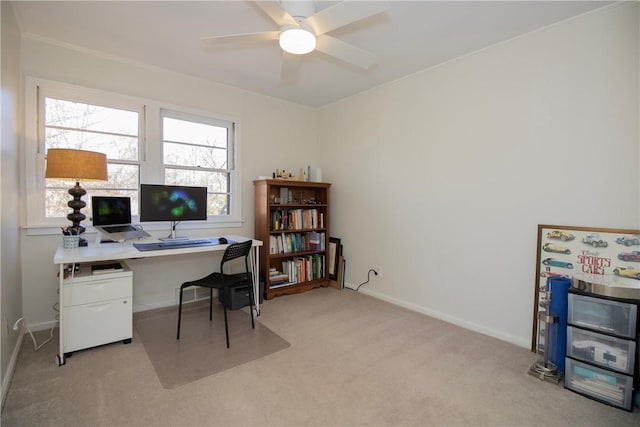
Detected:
[{"left": 254, "top": 179, "right": 331, "bottom": 299}]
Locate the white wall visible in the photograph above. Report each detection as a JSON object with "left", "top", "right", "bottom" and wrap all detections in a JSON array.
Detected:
[
  {"left": 13, "top": 2, "right": 640, "bottom": 351},
  {"left": 1, "top": 0, "right": 24, "bottom": 404},
  {"left": 19, "top": 38, "right": 318, "bottom": 327},
  {"left": 317, "top": 3, "right": 640, "bottom": 348}
]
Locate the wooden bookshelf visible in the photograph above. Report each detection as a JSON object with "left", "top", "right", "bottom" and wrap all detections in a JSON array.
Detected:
[{"left": 254, "top": 179, "right": 331, "bottom": 299}]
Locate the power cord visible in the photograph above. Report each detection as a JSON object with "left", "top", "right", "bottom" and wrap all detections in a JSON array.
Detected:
[
  {"left": 355, "top": 268, "right": 378, "bottom": 291},
  {"left": 13, "top": 318, "right": 54, "bottom": 351}
]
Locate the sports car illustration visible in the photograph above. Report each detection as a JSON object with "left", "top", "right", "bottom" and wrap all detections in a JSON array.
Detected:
[
  {"left": 547, "top": 230, "right": 575, "bottom": 241},
  {"left": 617, "top": 251, "right": 640, "bottom": 262},
  {"left": 542, "top": 243, "right": 571, "bottom": 254},
  {"left": 582, "top": 233, "right": 608, "bottom": 248},
  {"left": 542, "top": 258, "right": 573, "bottom": 269},
  {"left": 616, "top": 235, "right": 640, "bottom": 247},
  {"left": 613, "top": 267, "right": 640, "bottom": 280}
]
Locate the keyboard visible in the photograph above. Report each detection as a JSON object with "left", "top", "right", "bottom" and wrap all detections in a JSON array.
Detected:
[
  {"left": 102, "top": 225, "right": 137, "bottom": 233},
  {"left": 133, "top": 239, "right": 221, "bottom": 252},
  {"left": 158, "top": 239, "right": 214, "bottom": 247}
]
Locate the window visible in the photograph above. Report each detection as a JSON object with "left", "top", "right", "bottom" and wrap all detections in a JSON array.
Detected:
[
  {"left": 25, "top": 77, "right": 242, "bottom": 231},
  {"left": 43, "top": 97, "right": 142, "bottom": 217},
  {"left": 161, "top": 110, "right": 235, "bottom": 217}
]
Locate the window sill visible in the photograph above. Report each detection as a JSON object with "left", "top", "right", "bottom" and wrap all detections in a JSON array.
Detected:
[{"left": 24, "top": 219, "right": 244, "bottom": 236}]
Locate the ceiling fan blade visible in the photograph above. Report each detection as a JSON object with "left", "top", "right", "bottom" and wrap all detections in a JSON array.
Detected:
[
  {"left": 253, "top": 0, "right": 298, "bottom": 27},
  {"left": 280, "top": 52, "right": 301, "bottom": 83},
  {"left": 315, "top": 35, "right": 378, "bottom": 69},
  {"left": 304, "top": 1, "right": 390, "bottom": 36},
  {"left": 201, "top": 30, "right": 280, "bottom": 45}
]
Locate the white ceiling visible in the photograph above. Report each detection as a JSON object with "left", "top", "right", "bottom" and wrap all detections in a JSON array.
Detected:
[{"left": 11, "top": 1, "right": 614, "bottom": 108}]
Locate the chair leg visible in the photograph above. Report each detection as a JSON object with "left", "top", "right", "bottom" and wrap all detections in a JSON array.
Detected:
[
  {"left": 209, "top": 288, "right": 213, "bottom": 321},
  {"left": 177, "top": 285, "right": 185, "bottom": 340},
  {"left": 222, "top": 303, "right": 229, "bottom": 348},
  {"left": 248, "top": 281, "right": 255, "bottom": 329}
]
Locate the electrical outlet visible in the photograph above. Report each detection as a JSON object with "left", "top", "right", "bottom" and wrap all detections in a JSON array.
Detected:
[{"left": 375, "top": 266, "right": 381, "bottom": 276}]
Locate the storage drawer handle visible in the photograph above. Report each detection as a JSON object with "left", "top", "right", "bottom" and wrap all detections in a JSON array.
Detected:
[
  {"left": 84, "top": 302, "right": 113, "bottom": 311},
  {"left": 87, "top": 280, "right": 119, "bottom": 286}
]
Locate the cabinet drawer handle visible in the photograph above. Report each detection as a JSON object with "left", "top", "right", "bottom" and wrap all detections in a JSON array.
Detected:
[
  {"left": 84, "top": 302, "right": 112, "bottom": 311},
  {"left": 88, "top": 280, "right": 117, "bottom": 286}
]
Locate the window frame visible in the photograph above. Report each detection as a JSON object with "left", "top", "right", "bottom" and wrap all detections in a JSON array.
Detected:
[
  {"left": 160, "top": 108, "right": 237, "bottom": 217},
  {"left": 24, "top": 77, "right": 242, "bottom": 235}
]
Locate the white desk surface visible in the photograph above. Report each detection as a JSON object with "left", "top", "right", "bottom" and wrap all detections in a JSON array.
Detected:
[{"left": 54, "top": 235, "right": 262, "bottom": 265}]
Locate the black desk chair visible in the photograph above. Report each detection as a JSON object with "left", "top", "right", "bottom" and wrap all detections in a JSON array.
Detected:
[{"left": 176, "top": 240, "right": 255, "bottom": 348}]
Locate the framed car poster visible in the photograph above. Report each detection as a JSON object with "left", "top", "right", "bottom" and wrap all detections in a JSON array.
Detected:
[{"left": 531, "top": 224, "right": 640, "bottom": 352}]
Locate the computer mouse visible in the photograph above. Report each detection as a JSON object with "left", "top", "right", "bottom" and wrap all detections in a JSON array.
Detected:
[{"left": 218, "top": 237, "right": 228, "bottom": 244}]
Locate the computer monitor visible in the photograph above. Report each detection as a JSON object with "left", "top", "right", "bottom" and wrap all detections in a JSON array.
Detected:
[
  {"left": 91, "top": 196, "right": 132, "bottom": 227},
  {"left": 140, "top": 184, "right": 208, "bottom": 239}
]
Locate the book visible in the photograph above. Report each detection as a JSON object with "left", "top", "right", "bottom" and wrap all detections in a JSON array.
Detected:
[{"left": 280, "top": 187, "right": 289, "bottom": 204}]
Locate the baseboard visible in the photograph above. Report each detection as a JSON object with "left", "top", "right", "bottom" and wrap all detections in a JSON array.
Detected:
[
  {"left": 133, "top": 287, "right": 219, "bottom": 313},
  {"left": 348, "top": 283, "right": 530, "bottom": 349},
  {"left": 133, "top": 299, "right": 178, "bottom": 313},
  {"left": 1, "top": 328, "right": 25, "bottom": 412}
]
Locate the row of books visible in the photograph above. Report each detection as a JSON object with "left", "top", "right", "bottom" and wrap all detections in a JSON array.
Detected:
[
  {"left": 269, "top": 232, "right": 325, "bottom": 254},
  {"left": 269, "top": 254, "right": 326, "bottom": 288},
  {"left": 270, "top": 208, "right": 324, "bottom": 231},
  {"left": 268, "top": 267, "right": 291, "bottom": 287}
]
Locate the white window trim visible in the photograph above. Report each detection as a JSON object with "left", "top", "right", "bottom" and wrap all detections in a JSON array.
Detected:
[{"left": 23, "top": 77, "right": 243, "bottom": 235}]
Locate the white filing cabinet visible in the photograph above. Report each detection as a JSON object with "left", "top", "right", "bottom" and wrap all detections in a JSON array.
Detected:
[{"left": 62, "top": 262, "right": 133, "bottom": 356}]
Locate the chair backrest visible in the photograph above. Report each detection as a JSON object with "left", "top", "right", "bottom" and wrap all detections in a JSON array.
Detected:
[{"left": 220, "top": 240, "right": 253, "bottom": 276}]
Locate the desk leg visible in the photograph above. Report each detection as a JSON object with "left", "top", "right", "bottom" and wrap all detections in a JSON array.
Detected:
[
  {"left": 251, "top": 245, "right": 260, "bottom": 317},
  {"left": 57, "top": 263, "right": 66, "bottom": 366}
]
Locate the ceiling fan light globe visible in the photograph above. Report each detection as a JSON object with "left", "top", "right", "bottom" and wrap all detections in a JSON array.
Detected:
[{"left": 279, "top": 28, "right": 316, "bottom": 55}]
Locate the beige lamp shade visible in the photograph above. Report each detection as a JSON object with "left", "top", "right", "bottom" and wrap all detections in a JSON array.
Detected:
[{"left": 45, "top": 148, "right": 108, "bottom": 181}]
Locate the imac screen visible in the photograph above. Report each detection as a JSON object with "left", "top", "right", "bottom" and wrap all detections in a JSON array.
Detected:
[{"left": 140, "top": 184, "right": 208, "bottom": 222}]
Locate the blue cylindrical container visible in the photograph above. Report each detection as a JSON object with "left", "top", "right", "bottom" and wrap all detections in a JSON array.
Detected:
[{"left": 547, "top": 276, "right": 571, "bottom": 373}]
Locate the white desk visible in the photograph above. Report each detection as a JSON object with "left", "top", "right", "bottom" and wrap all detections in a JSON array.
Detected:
[{"left": 53, "top": 235, "right": 262, "bottom": 366}]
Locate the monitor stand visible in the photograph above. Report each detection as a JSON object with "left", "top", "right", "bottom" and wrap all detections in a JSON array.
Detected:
[{"left": 159, "top": 221, "right": 188, "bottom": 241}]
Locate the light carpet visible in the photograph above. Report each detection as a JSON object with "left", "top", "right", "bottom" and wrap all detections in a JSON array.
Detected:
[
  {"left": 3, "top": 287, "right": 639, "bottom": 426},
  {"left": 134, "top": 300, "right": 290, "bottom": 389}
]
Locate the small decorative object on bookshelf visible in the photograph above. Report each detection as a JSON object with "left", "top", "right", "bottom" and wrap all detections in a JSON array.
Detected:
[
  {"left": 254, "top": 179, "right": 332, "bottom": 299},
  {"left": 271, "top": 167, "right": 309, "bottom": 181}
]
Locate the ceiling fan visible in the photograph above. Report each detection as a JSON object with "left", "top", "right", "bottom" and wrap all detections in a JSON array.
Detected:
[{"left": 201, "top": 1, "right": 390, "bottom": 81}]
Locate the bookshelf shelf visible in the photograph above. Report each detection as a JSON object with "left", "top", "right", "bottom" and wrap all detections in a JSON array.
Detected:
[
  {"left": 269, "top": 203, "right": 328, "bottom": 208},
  {"left": 269, "top": 250, "right": 327, "bottom": 259},
  {"left": 254, "top": 179, "right": 331, "bottom": 300},
  {"left": 269, "top": 228, "right": 327, "bottom": 234}
]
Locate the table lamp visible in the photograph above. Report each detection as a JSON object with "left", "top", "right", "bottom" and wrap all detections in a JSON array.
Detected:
[{"left": 45, "top": 148, "right": 108, "bottom": 246}]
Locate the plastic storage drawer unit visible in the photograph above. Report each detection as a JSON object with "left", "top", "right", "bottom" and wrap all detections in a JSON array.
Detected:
[
  {"left": 566, "top": 326, "right": 636, "bottom": 375},
  {"left": 567, "top": 293, "right": 637, "bottom": 339},
  {"left": 565, "top": 358, "right": 634, "bottom": 410}
]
